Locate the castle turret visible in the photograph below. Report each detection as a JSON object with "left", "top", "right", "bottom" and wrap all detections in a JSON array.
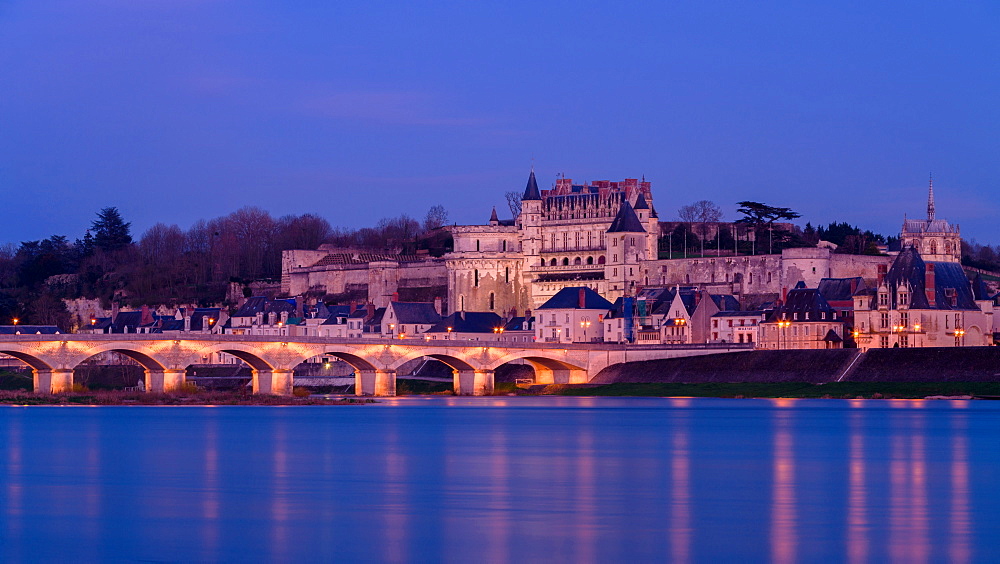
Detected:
[
  {"left": 519, "top": 169, "right": 543, "bottom": 266},
  {"left": 605, "top": 200, "right": 647, "bottom": 298}
]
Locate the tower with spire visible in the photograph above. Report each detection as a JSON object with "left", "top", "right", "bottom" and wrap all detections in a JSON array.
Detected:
[{"left": 900, "top": 175, "right": 961, "bottom": 263}]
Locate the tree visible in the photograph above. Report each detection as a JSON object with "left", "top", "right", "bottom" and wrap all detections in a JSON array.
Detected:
[
  {"left": 505, "top": 191, "right": 522, "bottom": 219},
  {"left": 423, "top": 205, "right": 448, "bottom": 232},
  {"left": 678, "top": 200, "right": 723, "bottom": 256},
  {"left": 91, "top": 207, "right": 133, "bottom": 253},
  {"left": 735, "top": 201, "right": 801, "bottom": 254}
]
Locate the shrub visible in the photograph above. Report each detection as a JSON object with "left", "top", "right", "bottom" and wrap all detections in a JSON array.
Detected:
[{"left": 292, "top": 386, "right": 311, "bottom": 398}]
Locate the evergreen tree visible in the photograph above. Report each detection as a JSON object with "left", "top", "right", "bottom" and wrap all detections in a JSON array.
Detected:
[{"left": 91, "top": 207, "right": 132, "bottom": 252}]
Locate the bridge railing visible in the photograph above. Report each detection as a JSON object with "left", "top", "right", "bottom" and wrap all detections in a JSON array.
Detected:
[{"left": 0, "top": 333, "right": 756, "bottom": 351}]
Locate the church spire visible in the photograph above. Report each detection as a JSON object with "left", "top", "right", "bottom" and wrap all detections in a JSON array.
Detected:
[{"left": 927, "top": 173, "right": 935, "bottom": 221}]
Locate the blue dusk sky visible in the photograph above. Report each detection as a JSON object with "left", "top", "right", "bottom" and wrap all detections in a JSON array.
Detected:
[{"left": 1, "top": 1, "right": 998, "bottom": 245}]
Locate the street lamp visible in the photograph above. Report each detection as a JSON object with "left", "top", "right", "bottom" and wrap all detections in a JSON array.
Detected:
[
  {"left": 446, "top": 326, "right": 452, "bottom": 340},
  {"left": 777, "top": 318, "right": 791, "bottom": 350},
  {"left": 955, "top": 328, "right": 965, "bottom": 346},
  {"left": 580, "top": 318, "right": 592, "bottom": 342}
]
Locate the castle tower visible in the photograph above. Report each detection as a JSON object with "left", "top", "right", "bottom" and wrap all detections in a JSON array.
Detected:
[
  {"left": 605, "top": 200, "right": 647, "bottom": 299},
  {"left": 900, "top": 175, "right": 961, "bottom": 263},
  {"left": 519, "top": 168, "right": 543, "bottom": 268},
  {"left": 633, "top": 191, "right": 660, "bottom": 260}
]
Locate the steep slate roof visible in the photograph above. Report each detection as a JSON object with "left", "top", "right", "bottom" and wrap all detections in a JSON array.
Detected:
[
  {"left": 766, "top": 287, "right": 839, "bottom": 322},
  {"left": 503, "top": 316, "right": 532, "bottom": 331},
  {"left": 426, "top": 311, "right": 502, "bottom": 334},
  {"left": 882, "top": 246, "right": 978, "bottom": 310},
  {"left": 633, "top": 192, "right": 650, "bottom": 210},
  {"left": 817, "top": 277, "right": 866, "bottom": 303},
  {"left": 537, "top": 287, "right": 614, "bottom": 310},
  {"left": 232, "top": 297, "right": 296, "bottom": 319},
  {"left": 389, "top": 302, "right": 441, "bottom": 324},
  {"left": 709, "top": 294, "right": 741, "bottom": 311},
  {"left": 522, "top": 169, "right": 541, "bottom": 201},
  {"left": 489, "top": 207, "right": 499, "bottom": 223},
  {"left": 606, "top": 200, "right": 646, "bottom": 233}
]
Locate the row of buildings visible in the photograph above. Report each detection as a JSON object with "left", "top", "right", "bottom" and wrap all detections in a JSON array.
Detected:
[{"left": 79, "top": 171, "right": 997, "bottom": 351}]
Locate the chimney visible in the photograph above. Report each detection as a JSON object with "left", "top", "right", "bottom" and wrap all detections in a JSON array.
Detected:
[
  {"left": 392, "top": 292, "right": 399, "bottom": 303},
  {"left": 877, "top": 264, "right": 887, "bottom": 286},
  {"left": 579, "top": 288, "right": 587, "bottom": 309},
  {"left": 694, "top": 289, "right": 702, "bottom": 307},
  {"left": 433, "top": 297, "right": 442, "bottom": 316},
  {"left": 365, "top": 302, "right": 375, "bottom": 321},
  {"left": 183, "top": 310, "right": 192, "bottom": 332},
  {"left": 781, "top": 287, "right": 788, "bottom": 303},
  {"left": 849, "top": 278, "right": 857, "bottom": 295},
  {"left": 925, "top": 263, "right": 936, "bottom": 307}
]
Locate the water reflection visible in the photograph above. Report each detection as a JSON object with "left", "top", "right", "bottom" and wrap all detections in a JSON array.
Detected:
[
  {"left": 0, "top": 399, "right": 996, "bottom": 562},
  {"left": 669, "top": 399, "right": 691, "bottom": 563},
  {"left": 846, "top": 404, "right": 868, "bottom": 564},
  {"left": 951, "top": 412, "right": 971, "bottom": 564},
  {"left": 770, "top": 401, "right": 796, "bottom": 564}
]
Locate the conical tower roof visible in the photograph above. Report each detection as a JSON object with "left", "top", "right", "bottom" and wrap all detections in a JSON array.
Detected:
[
  {"left": 489, "top": 206, "right": 499, "bottom": 223},
  {"left": 633, "top": 192, "right": 650, "bottom": 210},
  {"left": 607, "top": 200, "right": 646, "bottom": 233},
  {"left": 522, "top": 169, "right": 541, "bottom": 201}
]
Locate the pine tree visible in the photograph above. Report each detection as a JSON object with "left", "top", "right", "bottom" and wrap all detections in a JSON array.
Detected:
[{"left": 91, "top": 207, "right": 133, "bottom": 252}]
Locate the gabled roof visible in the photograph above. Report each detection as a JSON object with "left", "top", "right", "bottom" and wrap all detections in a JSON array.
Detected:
[
  {"left": 389, "top": 302, "right": 441, "bottom": 325},
  {"left": 606, "top": 200, "right": 646, "bottom": 233},
  {"left": 522, "top": 169, "right": 541, "bottom": 201},
  {"left": 426, "top": 311, "right": 502, "bottom": 334},
  {"left": 537, "top": 287, "right": 613, "bottom": 310}
]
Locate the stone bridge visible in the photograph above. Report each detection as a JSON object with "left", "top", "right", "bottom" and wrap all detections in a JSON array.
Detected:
[{"left": 0, "top": 334, "right": 752, "bottom": 396}]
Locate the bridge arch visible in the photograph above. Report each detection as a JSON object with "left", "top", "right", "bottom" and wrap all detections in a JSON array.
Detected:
[
  {"left": 487, "top": 351, "right": 589, "bottom": 385},
  {"left": 387, "top": 349, "right": 477, "bottom": 372},
  {"left": 0, "top": 344, "right": 53, "bottom": 371}
]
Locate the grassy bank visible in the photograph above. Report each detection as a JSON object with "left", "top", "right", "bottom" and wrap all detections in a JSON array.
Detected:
[{"left": 551, "top": 381, "right": 1000, "bottom": 399}]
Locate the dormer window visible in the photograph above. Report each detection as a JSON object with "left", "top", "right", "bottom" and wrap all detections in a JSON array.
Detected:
[
  {"left": 898, "top": 291, "right": 908, "bottom": 306},
  {"left": 878, "top": 291, "right": 889, "bottom": 307}
]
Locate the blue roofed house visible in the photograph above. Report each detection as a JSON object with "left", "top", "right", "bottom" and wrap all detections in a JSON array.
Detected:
[
  {"left": 381, "top": 301, "right": 442, "bottom": 339},
  {"left": 536, "top": 287, "right": 613, "bottom": 343}
]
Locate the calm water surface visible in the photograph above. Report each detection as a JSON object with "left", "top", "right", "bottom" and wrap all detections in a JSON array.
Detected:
[{"left": 2, "top": 397, "right": 999, "bottom": 562}]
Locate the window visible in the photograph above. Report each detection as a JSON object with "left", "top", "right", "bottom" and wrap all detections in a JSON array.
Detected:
[
  {"left": 489, "top": 293, "right": 495, "bottom": 310},
  {"left": 880, "top": 335, "right": 889, "bottom": 348},
  {"left": 880, "top": 313, "right": 889, "bottom": 329},
  {"left": 879, "top": 292, "right": 888, "bottom": 307},
  {"left": 505, "top": 267, "right": 509, "bottom": 282},
  {"left": 476, "top": 240, "right": 480, "bottom": 252},
  {"left": 474, "top": 269, "right": 479, "bottom": 287}
]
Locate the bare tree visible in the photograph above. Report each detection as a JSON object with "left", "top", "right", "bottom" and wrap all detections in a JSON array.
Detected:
[
  {"left": 678, "top": 200, "right": 723, "bottom": 256},
  {"left": 423, "top": 205, "right": 448, "bottom": 231},
  {"left": 505, "top": 191, "right": 522, "bottom": 219},
  {"left": 275, "top": 214, "right": 333, "bottom": 251}
]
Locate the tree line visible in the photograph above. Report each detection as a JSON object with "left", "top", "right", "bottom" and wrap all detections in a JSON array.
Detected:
[{"left": 0, "top": 205, "right": 450, "bottom": 329}]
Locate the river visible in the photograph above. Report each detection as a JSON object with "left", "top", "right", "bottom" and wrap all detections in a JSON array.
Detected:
[{"left": 1, "top": 397, "right": 997, "bottom": 562}]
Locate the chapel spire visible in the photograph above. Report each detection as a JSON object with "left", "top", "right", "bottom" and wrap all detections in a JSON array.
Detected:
[{"left": 927, "top": 173, "right": 935, "bottom": 221}]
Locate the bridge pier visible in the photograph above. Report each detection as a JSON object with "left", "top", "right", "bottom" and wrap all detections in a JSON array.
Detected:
[
  {"left": 355, "top": 369, "right": 395, "bottom": 396},
  {"left": 34, "top": 369, "right": 74, "bottom": 393},
  {"left": 145, "top": 369, "right": 187, "bottom": 393},
  {"left": 453, "top": 369, "right": 494, "bottom": 396},
  {"left": 253, "top": 369, "right": 294, "bottom": 396}
]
